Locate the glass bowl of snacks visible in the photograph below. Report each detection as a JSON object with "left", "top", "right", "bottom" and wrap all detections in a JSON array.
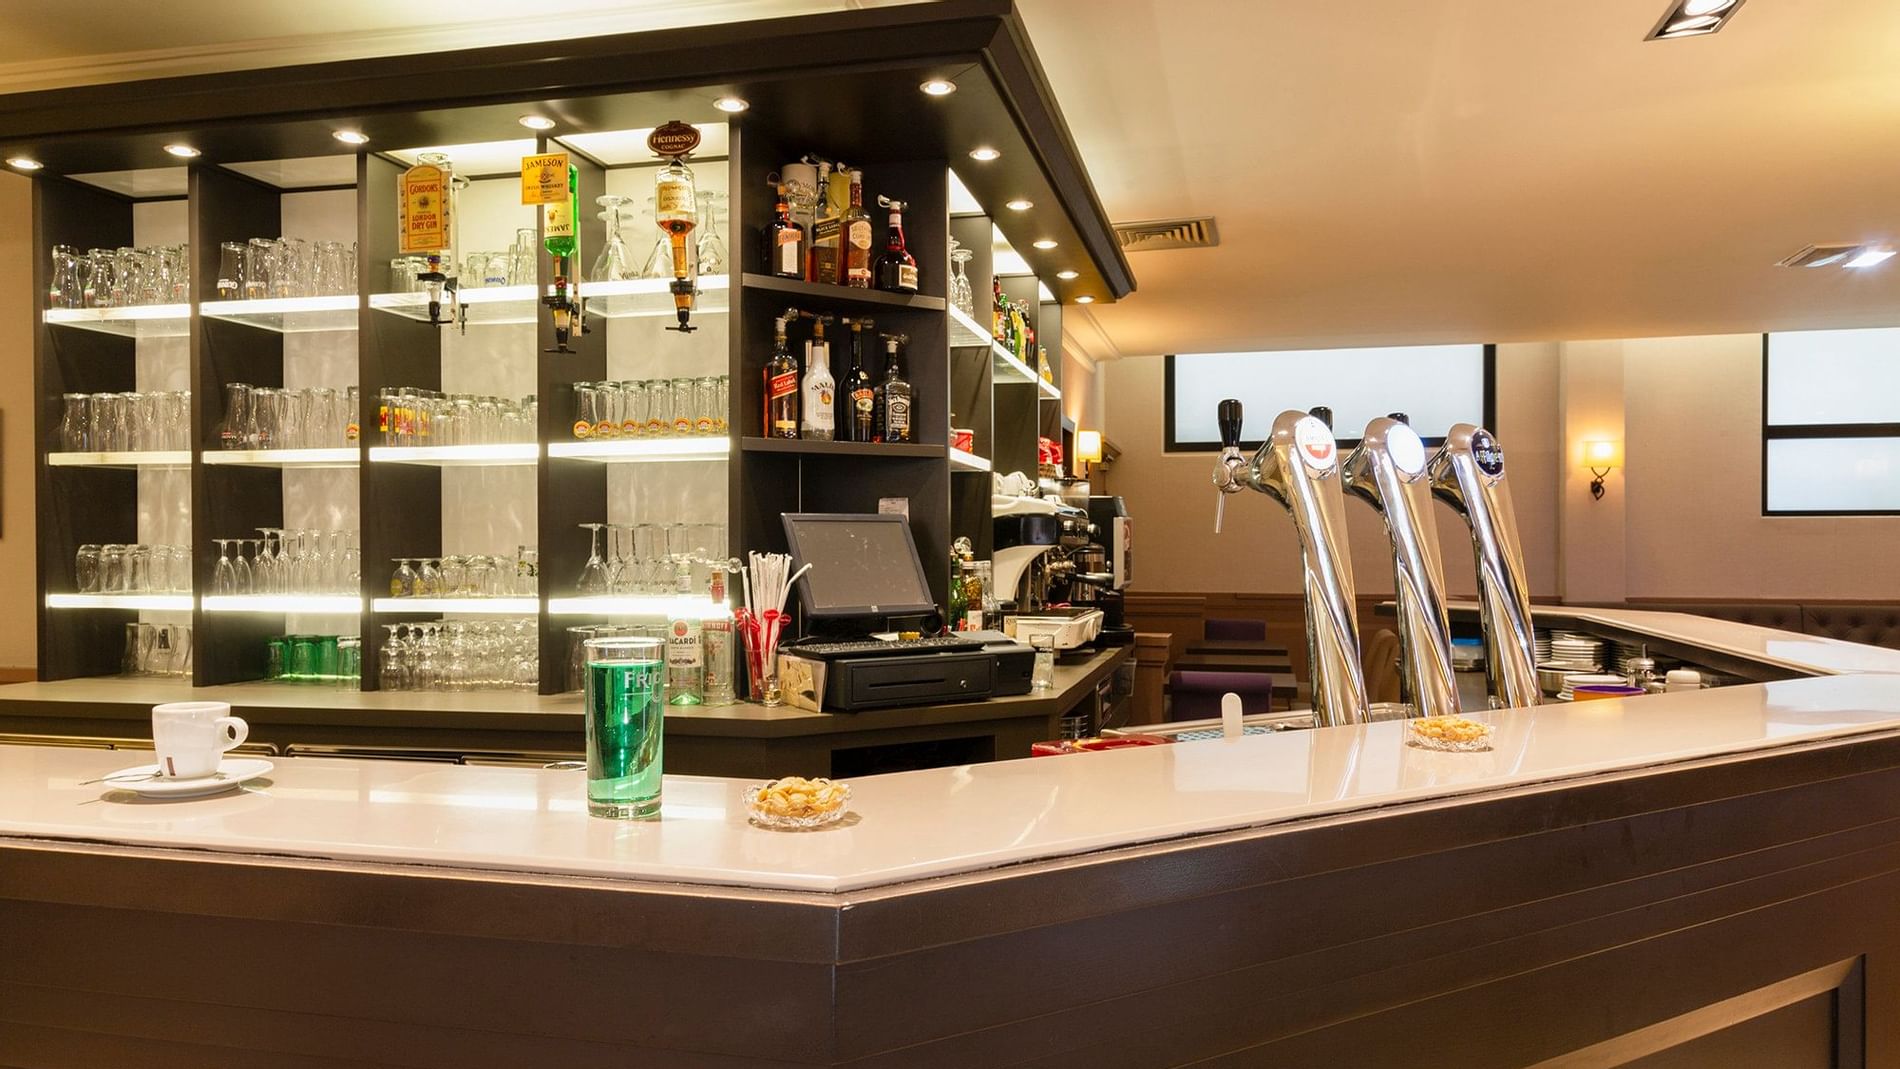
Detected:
[
  {"left": 743, "top": 776, "right": 852, "bottom": 830},
  {"left": 1404, "top": 714, "right": 1494, "bottom": 752}
]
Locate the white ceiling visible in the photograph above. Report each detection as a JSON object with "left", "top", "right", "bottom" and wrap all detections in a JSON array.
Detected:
[{"left": 8, "top": 0, "right": 1900, "bottom": 356}]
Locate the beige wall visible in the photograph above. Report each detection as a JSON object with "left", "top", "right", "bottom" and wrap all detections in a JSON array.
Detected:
[
  {"left": 0, "top": 174, "right": 35, "bottom": 668},
  {"left": 1107, "top": 334, "right": 1900, "bottom": 603}
]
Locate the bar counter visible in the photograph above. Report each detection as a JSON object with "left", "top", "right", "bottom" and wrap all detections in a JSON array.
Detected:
[{"left": 9, "top": 672, "right": 1900, "bottom": 1064}]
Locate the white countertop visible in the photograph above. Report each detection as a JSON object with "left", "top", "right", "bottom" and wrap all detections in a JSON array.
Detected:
[
  {"left": 1512, "top": 604, "right": 1900, "bottom": 676},
  {"left": 7, "top": 673, "right": 1900, "bottom": 893}
]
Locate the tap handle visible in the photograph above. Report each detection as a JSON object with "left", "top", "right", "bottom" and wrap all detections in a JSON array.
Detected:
[
  {"left": 1387, "top": 411, "right": 1410, "bottom": 425},
  {"left": 1217, "top": 398, "right": 1244, "bottom": 448},
  {"left": 1308, "top": 405, "right": 1334, "bottom": 430}
]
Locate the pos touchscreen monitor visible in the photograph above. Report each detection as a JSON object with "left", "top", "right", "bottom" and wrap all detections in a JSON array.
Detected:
[{"left": 780, "top": 513, "right": 938, "bottom": 619}]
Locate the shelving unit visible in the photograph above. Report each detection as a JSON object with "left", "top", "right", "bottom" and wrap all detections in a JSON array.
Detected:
[{"left": 19, "top": 1, "right": 1131, "bottom": 711}]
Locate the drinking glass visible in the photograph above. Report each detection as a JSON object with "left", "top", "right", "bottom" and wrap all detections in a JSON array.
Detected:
[
  {"left": 693, "top": 377, "right": 719, "bottom": 435},
  {"left": 48, "top": 245, "right": 81, "bottom": 309},
  {"left": 696, "top": 191, "right": 728, "bottom": 275},
  {"left": 577, "top": 524, "right": 609, "bottom": 595},
  {"left": 571, "top": 382, "right": 599, "bottom": 440},
  {"left": 594, "top": 382, "right": 622, "bottom": 440},
  {"left": 950, "top": 242, "right": 975, "bottom": 317},
  {"left": 516, "top": 546, "right": 539, "bottom": 596},
  {"left": 510, "top": 227, "right": 539, "bottom": 286},
  {"left": 668, "top": 379, "right": 695, "bottom": 436},
  {"left": 244, "top": 238, "right": 276, "bottom": 300},
  {"left": 75, "top": 544, "right": 101, "bottom": 593},
  {"left": 59, "top": 394, "right": 89, "bottom": 452},
  {"left": 84, "top": 249, "right": 115, "bottom": 307},
  {"left": 234, "top": 539, "right": 256, "bottom": 595},
  {"left": 582, "top": 635, "right": 666, "bottom": 820},
  {"left": 713, "top": 376, "right": 730, "bottom": 434},
  {"left": 218, "top": 241, "right": 246, "bottom": 300},
  {"left": 440, "top": 555, "right": 468, "bottom": 597},
  {"left": 591, "top": 196, "right": 635, "bottom": 281},
  {"left": 212, "top": 540, "right": 238, "bottom": 596},
  {"left": 615, "top": 381, "right": 644, "bottom": 439}
]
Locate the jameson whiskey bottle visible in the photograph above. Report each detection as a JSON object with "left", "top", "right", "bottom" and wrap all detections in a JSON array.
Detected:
[
  {"left": 878, "top": 334, "right": 914, "bottom": 444},
  {"left": 800, "top": 317, "right": 835, "bottom": 441},
  {"left": 543, "top": 159, "right": 581, "bottom": 348},
  {"left": 839, "top": 170, "right": 874, "bottom": 288},
  {"left": 842, "top": 318, "right": 876, "bottom": 443},
  {"left": 873, "top": 195, "right": 918, "bottom": 294},
  {"left": 762, "top": 183, "right": 805, "bottom": 280},
  {"left": 763, "top": 313, "right": 800, "bottom": 438}
]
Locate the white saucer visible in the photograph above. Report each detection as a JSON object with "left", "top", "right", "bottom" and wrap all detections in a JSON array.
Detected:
[{"left": 96, "top": 758, "right": 274, "bottom": 799}]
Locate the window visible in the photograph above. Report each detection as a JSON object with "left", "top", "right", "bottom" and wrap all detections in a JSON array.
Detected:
[
  {"left": 1763, "top": 329, "right": 1900, "bottom": 515},
  {"left": 1164, "top": 345, "right": 1494, "bottom": 451}
]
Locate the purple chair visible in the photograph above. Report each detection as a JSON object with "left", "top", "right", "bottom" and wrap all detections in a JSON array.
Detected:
[
  {"left": 1168, "top": 670, "right": 1275, "bottom": 722},
  {"left": 1204, "top": 618, "right": 1267, "bottom": 643}
]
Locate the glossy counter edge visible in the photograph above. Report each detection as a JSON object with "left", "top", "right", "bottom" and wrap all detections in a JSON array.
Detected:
[{"left": 6, "top": 673, "right": 1900, "bottom": 894}]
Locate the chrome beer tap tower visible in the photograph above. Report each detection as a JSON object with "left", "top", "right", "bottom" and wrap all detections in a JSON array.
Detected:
[
  {"left": 1212, "top": 400, "right": 1370, "bottom": 728},
  {"left": 1429, "top": 424, "right": 1540, "bottom": 709},
  {"left": 1342, "top": 414, "right": 1461, "bottom": 719}
]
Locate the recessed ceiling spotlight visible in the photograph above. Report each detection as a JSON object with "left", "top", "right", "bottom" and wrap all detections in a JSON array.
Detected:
[
  {"left": 163, "top": 144, "right": 200, "bottom": 159},
  {"left": 332, "top": 130, "right": 370, "bottom": 145},
  {"left": 920, "top": 79, "right": 958, "bottom": 97},
  {"left": 1056, "top": 270, "right": 1079, "bottom": 280},
  {"left": 1032, "top": 239, "right": 1058, "bottom": 250},
  {"left": 1646, "top": 0, "right": 1745, "bottom": 39},
  {"left": 1845, "top": 248, "right": 1896, "bottom": 269},
  {"left": 5, "top": 156, "right": 42, "bottom": 171},
  {"left": 968, "top": 147, "right": 1000, "bottom": 162},
  {"left": 712, "top": 96, "right": 749, "bottom": 114},
  {"left": 518, "top": 115, "right": 557, "bottom": 130},
  {"left": 1005, "top": 198, "right": 1033, "bottom": 211},
  {"left": 1075, "top": 295, "right": 1095, "bottom": 304}
]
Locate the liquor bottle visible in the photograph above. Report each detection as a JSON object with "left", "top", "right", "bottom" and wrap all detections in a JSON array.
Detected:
[
  {"left": 842, "top": 318, "right": 876, "bottom": 443},
  {"left": 763, "top": 312, "right": 800, "bottom": 438},
  {"left": 702, "top": 566, "right": 735, "bottom": 706},
  {"left": 948, "top": 550, "right": 968, "bottom": 630},
  {"left": 666, "top": 612, "right": 704, "bottom": 706},
  {"left": 543, "top": 159, "right": 582, "bottom": 350},
  {"left": 652, "top": 129, "right": 700, "bottom": 332},
  {"left": 873, "top": 194, "right": 918, "bottom": 294},
  {"left": 806, "top": 160, "right": 840, "bottom": 284},
  {"left": 878, "top": 334, "right": 914, "bottom": 444},
  {"left": 1011, "top": 305, "right": 1029, "bottom": 364},
  {"left": 839, "top": 170, "right": 874, "bottom": 288},
  {"left": 762, "top": 183, "right": 805, "bottom": 280},
  {"left": 399, "top": 151, "right": 459, "bottom": 325},
  {"left": 1037, "top": 343, "right": 1053, "bottom": 383},
  {"left": 991, "top": 276, "right": 1007, "bottom": 343},
  {"left": 801, "top": 317, "right": 835, "bottom": 441}
]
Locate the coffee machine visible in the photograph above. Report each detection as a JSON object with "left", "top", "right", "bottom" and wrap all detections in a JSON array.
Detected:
[{"left": 1039, "top": 495, "right": 1134, "bottom": 645}]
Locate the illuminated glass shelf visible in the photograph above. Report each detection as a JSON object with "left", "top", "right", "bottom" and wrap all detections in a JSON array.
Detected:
[
  {"left": 949, "top": 447, "right": 992, "bottom": 473},
  {"left": 44, "top": 304, "right": 191, "bottom": 339},
  {"left": 46, "top": 593, "right": 192, "bottom": 611},
  {"left": 201, "top": 595, "right": 363, "bottom": 614},
  {"left": 366, "top": 444, "right": 539, "bottom": 467},
  {"left": 202, "top": 448, "right": 359, "bottom": 468},
  {"left": 583, "top": 275, "right": 730, "bottom": 318},
  {"left": 547, "top": 596, "right": 730, "bottom": 619},
  {"left": 368, "top": 284, "right": 539, "bottom": 325},
  {"left": 372, "top": 597, "right": 539, "bottom": 614},
  {"left": 48, "top": 451, "right": 190, "bottom": 469},
  {"left": 948, "top": 304, "right": 1059, "bottom": 397},
  {"left": 200, "top": 295, "right": 359, "bottom": 333},
  {"left": 547, "top": 438, "right": 730, "bottom": 463}
]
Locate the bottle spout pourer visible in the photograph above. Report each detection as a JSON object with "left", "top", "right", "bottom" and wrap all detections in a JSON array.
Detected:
[{"left": 1212, "top": 398, "right": 1248, "bottom": 533}]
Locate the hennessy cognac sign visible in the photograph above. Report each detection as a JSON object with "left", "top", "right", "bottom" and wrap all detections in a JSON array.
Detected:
[{"left": 648, "top": 119, "right": 701, "bottom": 159}]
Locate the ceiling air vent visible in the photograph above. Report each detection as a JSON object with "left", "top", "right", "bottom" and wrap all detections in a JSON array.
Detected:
[
  {"left": 1113, "top": 216, "right": 1219, "bottom": 252},
  {"left": 1776, "top": 244, "right": 1865, "bottom": 269}
]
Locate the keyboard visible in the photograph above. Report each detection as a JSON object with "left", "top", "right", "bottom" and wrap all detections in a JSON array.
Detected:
[{"left": 789, "top": 636, "right": 990, "bottom": 660}]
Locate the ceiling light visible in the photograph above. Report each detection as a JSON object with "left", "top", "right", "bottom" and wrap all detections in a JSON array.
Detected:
[
  {"left": 5, "top": 157, "right": 42, "bottom": 171},
  {"left": 1056, "top": 270, "right": 1079, "bottom": 281},
  {"left": 1032, "top": 239, "right": 1058, "bottom": 250},
  {"left": 1647, "top": 0, "right": 1745, "bottom": 39},
  {"left": 1075, "top": 295, "right": 1095, "bottom": 304},
  {"left": 920, "top": 79, "right": 957, "bottom": 97},
  {"left": 1845, "top": 248, "right": 1896, "bottom": 269},
  {"left": 332, "top": 130, "right": 370, "bottom": 145},
  {"left": 162, "top": 144, "right": 200, "bottom": 158},
  {"left": 518, "top": 115, "right": 556, "bottom": 130},
  {"left": 712, "top": 96, "right": 749, "bottom": 113},
  {"left": 1005, "top": 198, "right": 1033, "bottom": 211},
  {"left": 968, "top": 147, "right": 1000, "bottom": 162}
]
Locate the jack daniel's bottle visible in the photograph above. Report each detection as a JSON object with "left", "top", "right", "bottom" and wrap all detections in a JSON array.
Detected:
[{"left": 877, "top": 334, "right": 913, "bottom": 444}]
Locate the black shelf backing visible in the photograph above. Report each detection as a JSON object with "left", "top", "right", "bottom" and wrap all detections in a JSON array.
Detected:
[
  {"left": 741, "top": 273, "right": 947, "bottom": 312},
  {"left": 740, "top": 437, "right": 944, "bottom": 458}
]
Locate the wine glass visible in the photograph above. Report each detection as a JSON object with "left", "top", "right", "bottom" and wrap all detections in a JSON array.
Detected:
[
  {"left": 234, "top": 539, "right": 256, "bottom": 595},
  {"left": 577, "top": 524, "right": 609, "bottom": 595},
  {"left": 696, "top": 191, "right": 728, "bottom": 274},
  {"left": 590, "top": 195, "right": 636, "bottom": 282},
  {"left": 950, "top": 241, "right": 975, "bottom": 318},
  {"left": 212, "top": 540, "right": 238, "bottom": 597}
]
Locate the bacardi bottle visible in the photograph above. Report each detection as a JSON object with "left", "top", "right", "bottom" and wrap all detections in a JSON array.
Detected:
[
  {"left": 878, "top": 334, "right": 914, "bottom": 444},
  {"left": 873, "top": 194, "right": 918, "bottom": 294},
  {"left": 666, "top": 613, "right": 704, "bottom": 706},
  {"left": 801, "top": 318, "right": 835, "bottom": 441},
  {"left": 764, "top": 312, "right": 800, "bottom": 438},
  {"left": 839, "top": 170, "right": 874, "bottom": 288}
]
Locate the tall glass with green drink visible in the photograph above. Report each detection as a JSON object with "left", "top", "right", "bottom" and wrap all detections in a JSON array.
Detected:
[{"left": 583, "top": 635, "right": 666, "bottom": 819}]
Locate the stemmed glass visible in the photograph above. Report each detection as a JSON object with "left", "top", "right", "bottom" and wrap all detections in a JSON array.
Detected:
[
  {"left": 234, "top": 539, "right": 256, "bottom": 594},
  {"left": 696, "top": 191, "right": 728, "bottom": 274},
  {"left": 380, "top": 624, "right": 407, "bottom": 691},
  {"left": 590, "top": 195, "right": 635, "bottom": 282},
  {"left": 212, "top": 540, "right": 239, "bottom": 596},
  {"left": 577, "top": 524, "right": 609, "bottom": 595},
  {"left": 605, "top": 525, "right": 632, "bottom": 593},
  {"left": 254, "top": 528, "right": 280, "bottom": 593},
  {"left": 390, "top": 558, "right": 419, "bottom": 598},
  {"left": 950, "top": 239, "right": 975, "bottom": 318}
]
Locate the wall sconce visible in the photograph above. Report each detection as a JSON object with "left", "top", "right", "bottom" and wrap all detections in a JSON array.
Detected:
[
  {"left": 1075, "top": 429, "right": 1103, "bottom": 478},
  {"left": 1582, "top": 439, "right": 1623, "bottom": 501}
]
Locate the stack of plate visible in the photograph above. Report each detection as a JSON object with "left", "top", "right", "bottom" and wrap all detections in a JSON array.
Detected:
[
  {"left": 1549, "top": 631, "right": 1604, "bottom": 671},
  {"left": 1534, "top": 630, "right": 1553, "bottom": 663},
  {"left": 1556, "top": 672, "right": 1629, "bottom": 701},
  {"left": 1607, "top": 640, "right": 1648, "bottom": 674}
]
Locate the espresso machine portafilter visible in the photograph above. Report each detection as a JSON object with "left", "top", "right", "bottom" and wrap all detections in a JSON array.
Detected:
[
  {"left": 1430, "top": 424, "right": 1540, "bottom": 709},
  {"left": 1212, "top": 399, "right": 1370, "bottom": 728},
  {"left": 1342, "top": 415, "right": 1460, "bottom": 718}
]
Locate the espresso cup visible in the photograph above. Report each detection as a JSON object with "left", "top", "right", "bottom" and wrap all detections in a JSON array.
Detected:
[{"left": 151, "top": 701, "right": 249, "bottom": 779}]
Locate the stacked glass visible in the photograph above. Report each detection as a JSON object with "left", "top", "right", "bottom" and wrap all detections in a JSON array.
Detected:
[
  {"left": 570, "top": 377, "right": 728, "bottom": 440},
  {"left": 212, "top": 529, "right": 360, "bottom": 596},
  {"left": 264, "top": 633, "right": 361, "bottom": 687},
  {"left": 76, "top": 543, "right": 192, "bottom": 594},
  {"left": 387, "top": 549, "right": 538, "bottom": 599},
  {"left": 574, "top": 522, "right": 728, "bottom": 597},
  {"left": 377, "top": 387, "right": 537, "bottom": 447},
  {"left": 216, "top": 384, "right": 359, "bottom": 450},
  {"left": 218, "top": 236, "right": 357, "bottom": 300},
  {"left": 48, "top": 244, "right": 189, "bottom": 308},
  {"left": 376, "top": 621, "right": 539, "bottom": 691},
  {"left": 59, "top": 391, "right": 191, "bottom": 452}
]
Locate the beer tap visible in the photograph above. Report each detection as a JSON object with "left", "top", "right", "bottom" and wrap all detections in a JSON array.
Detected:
[
  {"left": 1210, "top": 398, "right": 1370, "bottom": 728},
  {"left": 1342, "top": 414, "right": 1460, "bottom": 718},
  {"left": 1429, "top": 424, "right": 1540, "bottom": 709}
]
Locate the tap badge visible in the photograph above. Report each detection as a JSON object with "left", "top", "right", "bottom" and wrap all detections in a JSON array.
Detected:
[
  {"left": 1292, "top": 415, "right": 1337, "bottom": 473},
  {"left": 1470, "top": 429, "right": 1505, "bottom": 477},
  {"left": 1385, "top": 422, "right": 1427, "bottom": 478}
]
